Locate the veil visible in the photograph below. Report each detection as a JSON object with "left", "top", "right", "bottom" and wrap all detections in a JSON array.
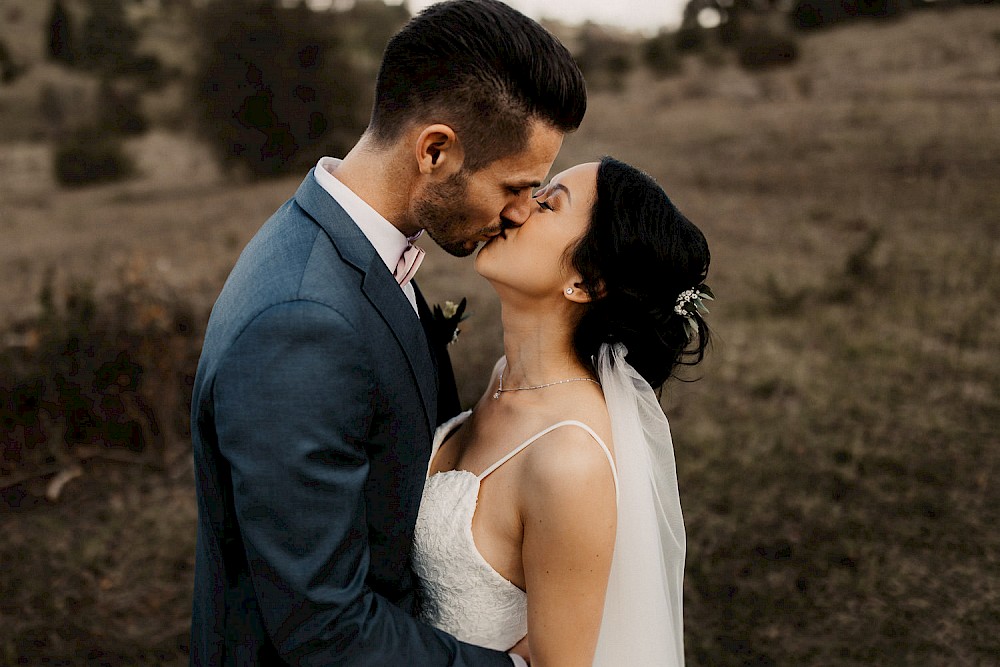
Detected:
[{"left": 592, "top": 343, "right": 686, "bottom": 666}]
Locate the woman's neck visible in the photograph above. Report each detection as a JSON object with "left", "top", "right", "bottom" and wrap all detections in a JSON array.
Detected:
[{"left": 498, "top": 298, "right": 590, "bottom": 388}]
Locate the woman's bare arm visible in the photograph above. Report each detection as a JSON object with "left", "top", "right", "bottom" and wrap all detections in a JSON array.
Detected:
[{"left": 519, "top": 427, "right": 618, "bottom": 667}]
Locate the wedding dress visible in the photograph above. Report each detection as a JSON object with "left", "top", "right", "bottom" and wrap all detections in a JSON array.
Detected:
[{"left": 411, "top": 344, "right": 686, "bottom": 665}]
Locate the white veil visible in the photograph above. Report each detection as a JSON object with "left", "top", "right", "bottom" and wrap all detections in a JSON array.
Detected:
[{"left": 592, "top": 343, "right": 686, "bottom": 666}]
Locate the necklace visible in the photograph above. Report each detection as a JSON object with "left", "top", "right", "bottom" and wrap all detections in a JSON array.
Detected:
[{"left": 493, "top": 366, "right": 600, "bottom": 399}]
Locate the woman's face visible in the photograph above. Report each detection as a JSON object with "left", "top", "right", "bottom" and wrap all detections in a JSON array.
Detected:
[{"left": 475, "top": 162, "right": 599, "bottom": 299}]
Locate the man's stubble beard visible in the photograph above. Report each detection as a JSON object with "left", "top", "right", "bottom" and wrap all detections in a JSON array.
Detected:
[{"left": 413, "top": 170, "right": 480, "bottom": 258}]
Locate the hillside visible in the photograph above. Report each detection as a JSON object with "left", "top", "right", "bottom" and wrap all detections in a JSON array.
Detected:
[{"left": 2, "top": 5, "right": 999, "bottom": 665}]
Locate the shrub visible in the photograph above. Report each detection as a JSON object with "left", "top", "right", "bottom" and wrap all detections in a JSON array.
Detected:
[
  {"left": 643, "top": 30, "right": 683, "bottom": 78},
  {"left": 0, "top": 261, "right": 202, "bottom": 502},
  {"left": 790, "top": 0, "right": 852, "bottom": 28},
  {"left": 0, "top": 37, "right": 26, "bottom": 85},
  {"left": 676, "top": 26, "right": 705, "bottom": 51},
  {"left": 53, "top": 128, "right": 135, "bottom": 186},
  {"left": 80, "top": 0, "right": 138, "bottom": 73},
  {"left": 574, "top": 23, "right": 637, "bottom": 91},
  {"left": 97, "top": 79, "right": 148, "bottom": 135},
  {"left": 737, "top": 30, "right": 800, "bottom": 69},
  {"left": 789, "top": 0, "right": 906, "bottom": 29},
  {"left": 47, "top": 0, "right": 77, "bottom": 66}
]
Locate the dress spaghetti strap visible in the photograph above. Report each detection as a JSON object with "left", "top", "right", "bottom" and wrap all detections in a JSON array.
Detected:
[{"left": 478, "top": 421, "right": 620, "bottom": 503}]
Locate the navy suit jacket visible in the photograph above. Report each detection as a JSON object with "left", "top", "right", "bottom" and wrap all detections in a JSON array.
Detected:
[{"left": 189, "top": 171, "right": 509, "bottom": 666}]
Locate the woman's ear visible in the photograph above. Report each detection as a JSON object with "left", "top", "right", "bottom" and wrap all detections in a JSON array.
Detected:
[
  {"left": 562, "top": 278, "right": 605, "bottom": 304},
  {"left": 415, "top": 124, "right": 463, "bottom": 176}
]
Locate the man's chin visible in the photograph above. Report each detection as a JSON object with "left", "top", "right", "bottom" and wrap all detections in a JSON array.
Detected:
[{"left": 438, "top": 239, "right": 478, "bottom": 258}]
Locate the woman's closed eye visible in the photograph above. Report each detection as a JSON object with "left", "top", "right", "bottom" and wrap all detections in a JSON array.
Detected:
[{"left": 536, "top": 198, "right": 554, "bottom": 212}]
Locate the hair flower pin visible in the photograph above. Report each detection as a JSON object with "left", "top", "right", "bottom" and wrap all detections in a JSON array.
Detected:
[
  {"left": 674, "top": 284, "right": 714, "bottom": 337},
  {"left": 431, "top": 297, "right": 470, "bottom": 346}
]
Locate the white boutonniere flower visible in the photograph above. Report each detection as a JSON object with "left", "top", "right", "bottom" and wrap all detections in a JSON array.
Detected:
[{"left": 431, "top": 297, "right": 469, "bottom": 346}]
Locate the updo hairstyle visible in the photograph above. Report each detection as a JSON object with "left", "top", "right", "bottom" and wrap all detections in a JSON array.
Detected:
[{"left": 569, "top": 157, "right": 711, "bottom": 389}]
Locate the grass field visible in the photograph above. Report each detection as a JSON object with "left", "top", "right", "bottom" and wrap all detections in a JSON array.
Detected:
[{"left": 2, "top": 5, "right": 1000, "bottom": 665}]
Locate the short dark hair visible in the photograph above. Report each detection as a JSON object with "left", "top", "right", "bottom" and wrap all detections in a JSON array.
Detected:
[
  {"left": 369, "top": 0, "right": 587, "bottom": 171},
  {"left": 570, "top": 157, "right": 712, "bottom": 389}
]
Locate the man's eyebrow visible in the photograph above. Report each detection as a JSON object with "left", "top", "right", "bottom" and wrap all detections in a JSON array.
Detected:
[{"left": 509, "top": 180, "right": 543, "bottom": 190}]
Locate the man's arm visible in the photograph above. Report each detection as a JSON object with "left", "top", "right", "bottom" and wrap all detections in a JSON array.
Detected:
[{"left": 214, "top": 300, "right": 512, "bottom": 666}]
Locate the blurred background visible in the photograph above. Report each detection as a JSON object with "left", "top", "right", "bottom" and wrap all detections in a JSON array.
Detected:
[{"left": 1, "top": 0, "right": 998, "bottom": 664}]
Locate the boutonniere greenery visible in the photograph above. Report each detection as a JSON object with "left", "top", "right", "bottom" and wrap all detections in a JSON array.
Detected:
[{"left": 431, "top": 298, "right": 469, "bottom": 346}]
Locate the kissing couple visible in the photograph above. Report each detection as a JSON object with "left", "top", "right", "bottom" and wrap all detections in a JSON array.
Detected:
[{"left": 190, "top": 1, "right": 712, "bottom": 665}]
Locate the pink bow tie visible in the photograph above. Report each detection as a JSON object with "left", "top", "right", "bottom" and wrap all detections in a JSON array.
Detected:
[{"left": 394, "top": 242, "right": 425, "bottom": 287}]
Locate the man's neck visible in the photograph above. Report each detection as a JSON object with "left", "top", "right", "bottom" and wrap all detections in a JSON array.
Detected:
[{"left": 331, "top": 138, "right": 420, "bottom": 237}]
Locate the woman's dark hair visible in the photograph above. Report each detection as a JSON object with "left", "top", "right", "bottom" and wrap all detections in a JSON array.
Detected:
[
  {"left": 570, "top": 157, "right": 712, "bottom": 390},
  {"left": 369, "top": 0, "right": 587, "bottom": 171}
]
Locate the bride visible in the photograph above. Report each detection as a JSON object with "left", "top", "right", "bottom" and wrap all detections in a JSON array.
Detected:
[{"left": 412, "top": 157, "right": 712, "bottom": 666}]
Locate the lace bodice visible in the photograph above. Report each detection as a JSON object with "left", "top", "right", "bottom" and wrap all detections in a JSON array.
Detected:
[{"left": 412, "top": 410, "right": 618, "bottom": 650}]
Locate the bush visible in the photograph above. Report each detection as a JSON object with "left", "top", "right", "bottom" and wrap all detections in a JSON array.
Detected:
[
  {"left": 790, "top": 0, "right": 849, "bottom": 29},
  {"left": 0, "top": 37, "right": 26, "bottom": 85},
  {"left": 791, "top": 0, "right": 907, "bottom": 29},
  {"left": 737, "top": 30, "right": 800, "bottom": 69},
  {"left": 643, "top": 30, "right": 683, "bottom": 78},
  {"left": 97, "top": 79, "right": 148, "bottom": 135},
  {"left": 192, "top": 1, "right": 372, "bottom": 177},
  {"left": 53, "top": 128, "right": 135, "bottom": 186},
  {"left": 0, "top": 261, "right": 202, "bottom": 502},
  {"left": 47, "top": 0, "right": 77, "bottom": 66},
  {"left": 80, "top": 0, "right": 138, "bottom": 73},
  {"left": 856, "top": 0, "right": 909, "bottom": 17},
  {"left": 574, "top": 23, "right": 637, "bottom": 91}
]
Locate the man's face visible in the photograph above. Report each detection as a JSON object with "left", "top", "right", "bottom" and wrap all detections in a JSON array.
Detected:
[{"left": 414, "top": 121, "right": 565, "bottom": 257}]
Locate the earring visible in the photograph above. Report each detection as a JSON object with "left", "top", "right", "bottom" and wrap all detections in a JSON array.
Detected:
[{"left": 565, "top": 288, "right": 574, "bottom": 295}]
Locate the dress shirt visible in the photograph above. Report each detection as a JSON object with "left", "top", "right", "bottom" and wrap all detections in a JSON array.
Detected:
[{"left": 313, "top": 157, "right": 420, "bottom": 313}]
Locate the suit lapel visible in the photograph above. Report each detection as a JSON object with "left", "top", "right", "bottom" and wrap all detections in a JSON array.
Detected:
[
  {"left": 293, "top": 172, "right": 437, "bottom": 435},
  {"left": 414, "top": 285, "right": 462, "bottom": 424}
]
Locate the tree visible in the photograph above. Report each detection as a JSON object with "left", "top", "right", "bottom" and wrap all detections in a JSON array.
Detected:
[
  {"left": 47, "top": 0, "right": 77, "bottom": 66},
  {"left": 643, "top": 30, "right": 683, "bottom": 78},
  {"left": 192, "top": 1, "right": 370, "bottom": 177},
  {"left": 573, "top": 23, "right": 636, "bottom": 92},
  {"left": 80, "top": 0, "right": 140, "bottom": 73}
]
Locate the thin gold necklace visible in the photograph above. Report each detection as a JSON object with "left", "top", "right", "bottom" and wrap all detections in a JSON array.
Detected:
[{"left": 492, "top": 366, "right": 600, "bottom": 400}]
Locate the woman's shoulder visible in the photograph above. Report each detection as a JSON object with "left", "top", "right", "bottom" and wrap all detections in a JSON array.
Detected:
[
  {"left": 517, "top": 400, "right": 616, "bottom": 509},
  {"left": 515, "top": 409, "right": 618, "bottom": 559}
]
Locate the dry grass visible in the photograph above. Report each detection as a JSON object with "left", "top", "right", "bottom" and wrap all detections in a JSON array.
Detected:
[{"left": 2, "top": 5, "right": 1000, "bottom": 665}]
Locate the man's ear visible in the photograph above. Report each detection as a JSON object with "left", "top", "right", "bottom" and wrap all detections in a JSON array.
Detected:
[{"left": 415, "top": 124, "right": 463, "bottom": 176}]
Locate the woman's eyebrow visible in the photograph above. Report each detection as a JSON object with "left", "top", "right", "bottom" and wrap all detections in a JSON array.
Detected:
[
  {"left": 549, "top": 182, "right": 572, "bottom": 204},
  {"left": 536, "top": 182, "right": 572, "bottom": 204}
]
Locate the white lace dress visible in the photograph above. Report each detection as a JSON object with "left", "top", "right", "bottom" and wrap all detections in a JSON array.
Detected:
[{"left": 411, "top": 410, "right": 618, "bottom": 650}]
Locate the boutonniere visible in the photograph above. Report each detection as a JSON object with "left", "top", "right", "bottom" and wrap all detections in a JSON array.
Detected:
[{"left": 431, "top": 297, "right": 469, "bottom": 346}]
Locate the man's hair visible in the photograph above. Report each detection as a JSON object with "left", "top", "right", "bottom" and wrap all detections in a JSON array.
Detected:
[{"left": 369, "top": 0, "right": 587, "bottom": 171}]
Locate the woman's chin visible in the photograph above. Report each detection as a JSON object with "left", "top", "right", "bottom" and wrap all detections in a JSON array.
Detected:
[
  {"left": 474, "top": 248, "right": 503, "bottom": 281},
  {"left": 475, "top": 234, "right": 499, "bottom": 260}
]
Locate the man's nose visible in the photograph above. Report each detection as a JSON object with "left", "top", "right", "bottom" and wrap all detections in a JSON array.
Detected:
[{"left": 503, "top": 196, "right": 533, "bottom": 227}]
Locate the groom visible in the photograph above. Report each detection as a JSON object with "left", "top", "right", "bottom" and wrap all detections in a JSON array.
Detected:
[{"left": 189, "top": 1, "right": 586, "bottom": 664}]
